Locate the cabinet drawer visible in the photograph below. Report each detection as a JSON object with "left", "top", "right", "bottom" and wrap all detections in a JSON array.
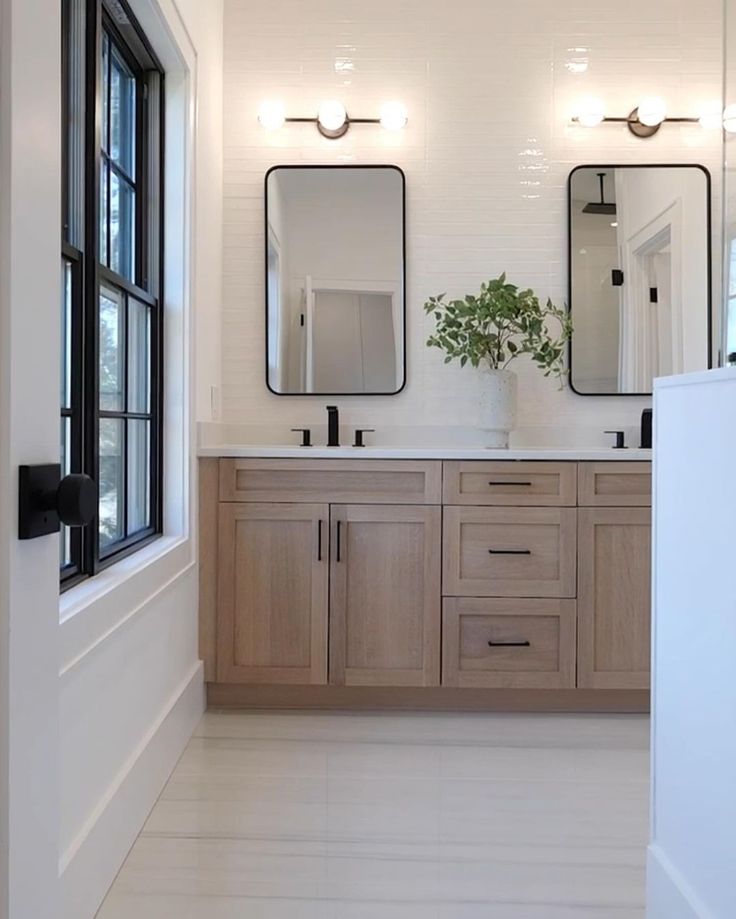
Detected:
[
  {"left": 444, "top": 461, "right": 576, "bottom": 506},
  {"left": 442, "top": 598, "right": 576, "bottom": 689},
  {"left": 219, "top": 459, "right": 442, "bottom": 504},
  {"left": 443, "top": 506, "right": 577, "bottom": 598},
  {"left": 578, "top": 462, "right": 651, "bottom": 506}
]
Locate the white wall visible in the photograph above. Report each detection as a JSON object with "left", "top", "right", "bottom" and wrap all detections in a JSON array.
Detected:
[
  {"left": 220, "top": 0, "right": 723, "bottom": 446},
  {"left": 57, "top": 2, "right": 224, "bottom": 917},
  {"left": 649, "top": 368, "right": 736, "bottom": 919},
  {"left": 276, "top": 168, "right": 403, "bottom": 286},
  {"left": 184, "top": 0, "right": 224, "bottom": 423}
]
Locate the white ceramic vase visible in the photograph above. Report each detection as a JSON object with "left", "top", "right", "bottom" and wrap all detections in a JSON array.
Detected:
[{"left": 478, "top": 368, "right": 518, "bottom": 448}]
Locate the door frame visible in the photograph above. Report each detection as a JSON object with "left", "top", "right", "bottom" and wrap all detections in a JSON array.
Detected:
[
  {"left": 620, "top": 199, "right": 683, "bottom": 390},
  {"left": 0, "top": 1, "right": 64, "bottom": 916}
]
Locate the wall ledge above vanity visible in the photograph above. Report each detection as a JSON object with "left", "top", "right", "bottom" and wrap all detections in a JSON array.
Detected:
[{"left": 198, "top": 445, "right": 652, "bottom": 461}]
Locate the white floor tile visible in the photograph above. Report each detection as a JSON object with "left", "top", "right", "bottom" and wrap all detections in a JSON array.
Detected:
[{"left": 97, "top": 711, "right": 649, "bottom": 919}]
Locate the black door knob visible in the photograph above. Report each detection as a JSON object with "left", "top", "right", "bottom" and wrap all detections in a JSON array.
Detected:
[
  {"left": 57, "top": 474, "right": 97, "bottom": 527},
  {"left": 18, "top": 464, "right": 97, "bottom": 540}
]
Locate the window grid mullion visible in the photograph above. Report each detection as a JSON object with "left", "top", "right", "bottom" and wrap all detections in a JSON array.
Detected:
[
  {"left": 136, "top": 74, "right": 146, "bottom": 289},
  {"left": 84, "top": 0, "right": 102, "bottom": 576},
  {"left": 62, "top": 0, "right": 163, "bottom": 586},
  {"left": 99, "top": 263, "right": 157, "bottom": 306},
  {"left": 99, "top": 411, "right": 152, "bottom": 420},
  {"left": 123, "top": 290, "right": 130, "bottom": 540}
]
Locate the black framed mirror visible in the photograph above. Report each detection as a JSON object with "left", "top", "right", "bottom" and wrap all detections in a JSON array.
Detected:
[
  {"left": 568, "top": 164, "right": 712, "bottom": 395},
  {"left": 265, "top": 165, "right": 406, "bottom": 396}
]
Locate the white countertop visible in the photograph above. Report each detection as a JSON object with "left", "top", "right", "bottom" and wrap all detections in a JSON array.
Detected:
[{"left": 198, "top": 445, "right": 653, "bottom": 461}]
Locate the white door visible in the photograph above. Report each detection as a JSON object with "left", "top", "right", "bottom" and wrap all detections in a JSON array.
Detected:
[
  {"left": 310, "top": 289, "right": 397, "bottom": 393},
  {"left": 0, "top": 1, "right": 63, "bottom": 916}
]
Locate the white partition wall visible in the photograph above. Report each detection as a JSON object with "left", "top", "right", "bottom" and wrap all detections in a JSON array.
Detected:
[{"left": 649, "top": 368, "right": 736, "bottom": 918}]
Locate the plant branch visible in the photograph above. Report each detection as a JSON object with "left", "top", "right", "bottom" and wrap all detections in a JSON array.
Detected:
[{"left": 424, "top": 275, "right": 573, "bottom": 386}]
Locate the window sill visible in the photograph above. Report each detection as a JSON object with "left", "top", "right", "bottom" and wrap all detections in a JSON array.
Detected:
[
  {"left": 59, "top": 533, "right": 194, "bottom": 676},
  {"left": 60, "top": 533, "right": 183, "bottom": 621}
]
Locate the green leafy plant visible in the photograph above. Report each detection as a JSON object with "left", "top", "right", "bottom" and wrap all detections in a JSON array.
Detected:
[{"left": 424, "top": 274, "right": 572, "bottom": 385}]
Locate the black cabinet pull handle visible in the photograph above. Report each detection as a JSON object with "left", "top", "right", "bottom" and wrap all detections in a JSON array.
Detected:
[
  {"left": 488, "top": 640, "right": 531, "bottom": 648},
  {"left": 317, "top": 520, "right": 323, "bottom": 561},
  {"left": 488, "top": 548, "right": 531, "bottom": 555},
  {"left": 336, "top": 520, "right": 342, "bottom": 562},
  {"left": 488, "top": 481, "right": 532, "bottom": 487}
]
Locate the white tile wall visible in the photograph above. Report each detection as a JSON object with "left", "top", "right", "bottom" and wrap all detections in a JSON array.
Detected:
[{"left": 221, "top": 0, "right": 723, "bottom": 444}]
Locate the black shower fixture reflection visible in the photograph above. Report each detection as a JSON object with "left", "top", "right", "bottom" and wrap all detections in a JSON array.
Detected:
[{"left": 582, "top": 172, "right": 617, "bottom": 216}]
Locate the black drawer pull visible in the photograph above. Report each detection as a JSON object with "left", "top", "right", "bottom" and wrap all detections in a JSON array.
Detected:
[
  {"left": 488, "top": 481, "right": 533, "bottom": 487},
  {"left": 488, "top": 640, "right": 531, "bottom": 648},
  {"left": 336, "top": 520, "right": 342, "bottom": 562},
  {"left": 317, "top": 520, "right": 323, "bottom": 561},
  {"left": 488, "top": 548, "right": 532, "bottom": 555}
]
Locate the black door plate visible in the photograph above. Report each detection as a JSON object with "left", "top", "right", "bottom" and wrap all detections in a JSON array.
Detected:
[{"left": 18, "top": 464, "right": 61, "bottom": 540}]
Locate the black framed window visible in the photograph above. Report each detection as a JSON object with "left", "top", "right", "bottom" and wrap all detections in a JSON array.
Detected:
[{"left": 61, "top": 0, "right": 164, "bottom": 588}]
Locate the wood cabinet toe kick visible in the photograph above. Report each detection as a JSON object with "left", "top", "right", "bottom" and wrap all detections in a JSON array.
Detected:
[{"left": 200, "top": 458, "right": 651, "bottom": 710}]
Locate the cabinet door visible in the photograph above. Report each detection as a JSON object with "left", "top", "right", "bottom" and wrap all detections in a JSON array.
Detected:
[
  {"left": 329, "top": 505, "right": 441, "bottom": 686},
  {"left": 216, "top": 503, "right": 328, "bottom": 684},
  {"left": 577, "top": 507, "right": 651, "bottom": 689}
]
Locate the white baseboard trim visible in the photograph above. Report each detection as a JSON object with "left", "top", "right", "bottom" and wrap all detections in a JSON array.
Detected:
[
  {"left": 60, "top": 660, "right": 205, "bottom": 919},
  {"left": 647, "top": 844, "right": 714, "bottom": 919}
]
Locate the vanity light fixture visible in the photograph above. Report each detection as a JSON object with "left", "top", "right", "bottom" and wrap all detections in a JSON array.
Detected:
[
  {"left": 257, "top": 99, "right": 408, "bottom": 139},
  {"left": 572, "top": 96, "right": 710, "bottom": 138}
]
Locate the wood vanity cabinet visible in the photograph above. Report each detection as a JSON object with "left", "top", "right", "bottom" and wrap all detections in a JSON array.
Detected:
[
  {"left": 212, "top": 460, "right": 442, "bottom": 688},
  {"left": 576, "top": 463, "right": 652, "bottom": 689},
  {"left": 203, "top": 457, "right": 652, "bottom": 704}
]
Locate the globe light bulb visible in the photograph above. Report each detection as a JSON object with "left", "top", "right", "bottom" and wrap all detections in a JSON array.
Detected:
[
  {"left": 637, "top": 97, "right": 667, "bottom": 127},
  {"left": 257, "top": 101, "right": 285, "bottom": 131},
  {"left": 575, "top": 97, "right": 605, "bottom": 128},
  {"left": 379, "top": 101, "right": 408, "bottom": 131},
  {"left": 317, "top": 100, "right": 348, "bottom": 134}
]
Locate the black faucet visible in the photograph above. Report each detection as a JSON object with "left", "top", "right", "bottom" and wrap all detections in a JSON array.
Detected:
[{"left": 326, "top": 405, "right": 340, "bottom": 447}]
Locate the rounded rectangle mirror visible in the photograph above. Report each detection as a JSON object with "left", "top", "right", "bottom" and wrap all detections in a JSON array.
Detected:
[
  {"left": 568, "top": 164, "right": 712, "bottom": 395},
  {"left": 265, "top": 165, "right": 406, "bottom": 396}
]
